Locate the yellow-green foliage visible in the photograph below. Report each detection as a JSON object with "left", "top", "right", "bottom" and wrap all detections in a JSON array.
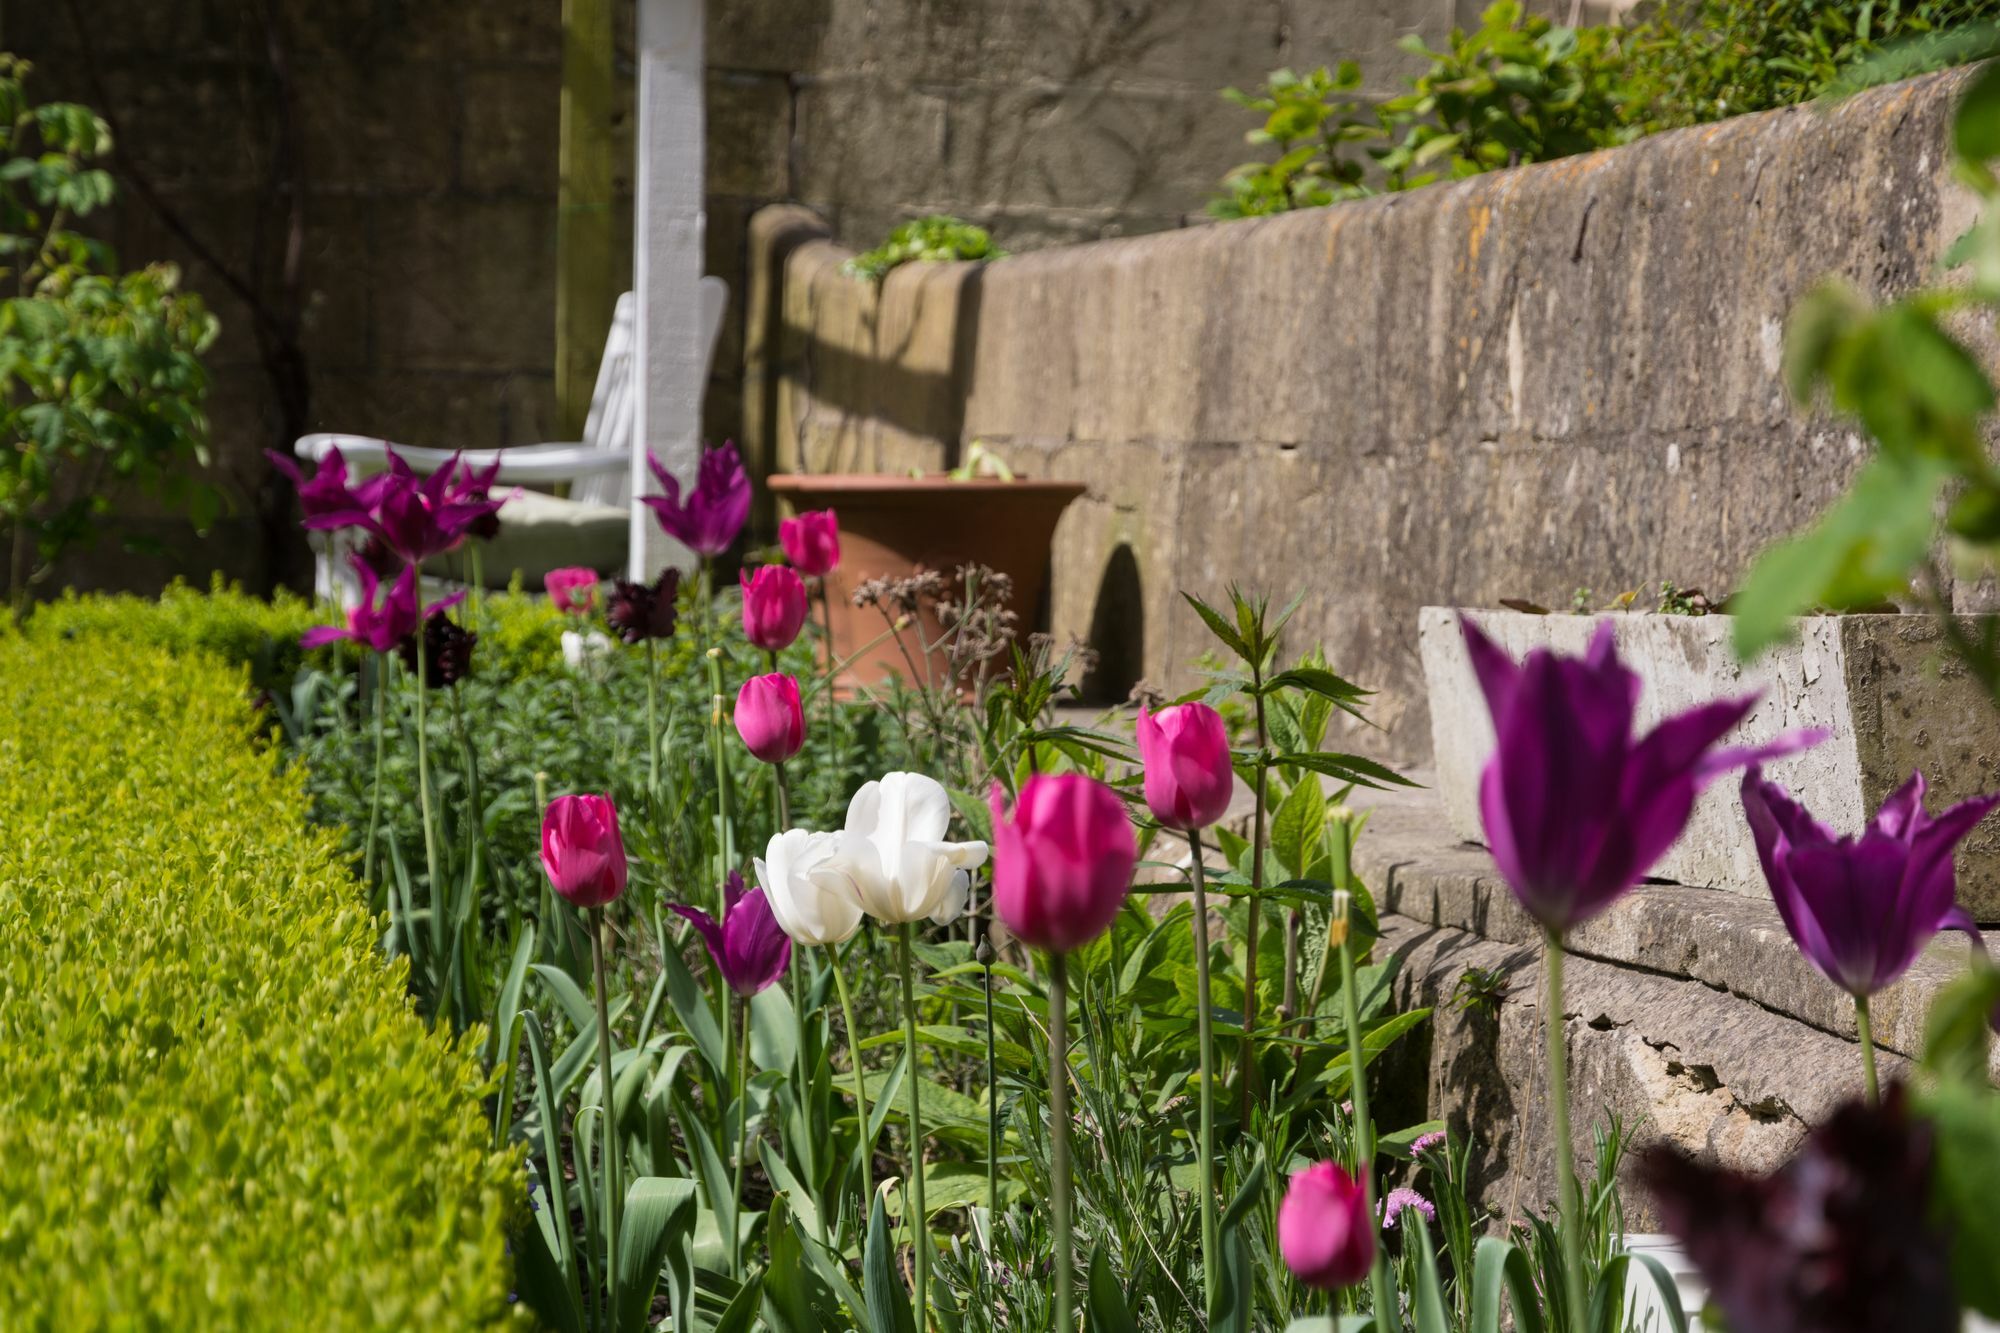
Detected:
[
  {"left": 0, "top": 636, "right": 522, "bottom": 1329},
  {"left": 26, "top": 574, "right": 325, "bottom": 690}
]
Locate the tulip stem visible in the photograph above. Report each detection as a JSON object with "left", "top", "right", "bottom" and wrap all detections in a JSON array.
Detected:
[
  {"left": 1334, "top": 894, "right": 1394, "bottom": 1327},
  {"left": 412, "top": 582, "right": 445, "bottom": 987},
  {"left": 1187, "top": 828, "right": 1222, "bottom": 1319},
  {"left": 1544, "top": 930, "right": 1587, "bottom": 1333},
  {"left": 590, "top": 906, "right": 622, "bottom": 1316},
  {"left": 702, "top": 563, "right": 735, "bottom": 889},
  {"left": 896, "top": 922, "right": 930, "bottom": 1319},
  {"left": 819, "top": 582, "right": 839, "bottom": 755},
  {"left": 644, "top": 638, "right": 660, "bottom": 803},
  {"left": 1049, "top": 950, "right": 1075, "bottom": 1333},
  {"left": 363, "top": 651, "right": 388, "bottom": 898},
  {"left": 731, "top": 990, "right": 750, "bottom": 1277},
  {"left": 1854, "top": 994, "right": 1880, "bottom": 1105},
  {"left": 828, "top": 942, "right": 873, "bottom": 1229},
  {"left": 982, "top": 941, "right": 999, "bottom": 1241},
  {"left": 1241, "top": 669, "right": 1269, "bottom": 1116}
]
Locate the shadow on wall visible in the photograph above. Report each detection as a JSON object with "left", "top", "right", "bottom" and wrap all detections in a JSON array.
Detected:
[{"left": 1081, "top": 542, "right": 1143, "bottom": 705}]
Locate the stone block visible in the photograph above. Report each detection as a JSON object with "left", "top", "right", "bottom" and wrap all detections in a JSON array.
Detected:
[
  {"left": 460, "top": 64, "right": 560, "bottom": 194},
  {"left": 371, "top": 197, "right": 557, "bottom": 373},
  {"left": 706, "top": 0, "right": 830, "bottom": 75},
  {"left": 792, "top": 78, "right": 949, "bottom": 211},
  {"left": 705, "top": 70, "right": 793, "bottom": 199},
  {"left": 295, "top": 61, "right": 458, "bottom": 193}
]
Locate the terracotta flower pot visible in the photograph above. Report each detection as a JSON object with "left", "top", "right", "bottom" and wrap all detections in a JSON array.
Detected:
[{"left": 765, "top": 473, "right": 1085, "bottom": 694}]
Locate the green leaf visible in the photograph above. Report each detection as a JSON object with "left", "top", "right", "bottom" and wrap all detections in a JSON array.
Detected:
[
  {"left": 1274, "top": 750, "right": 1418, "bottom": 791},
  {"left": 1623, "top": 1253, "right": 1689, "bottom": 1333},
  {"left": 659, "top": 934, "right": 728, "bottom": 1076},
  {"left": 616, "top": 1176, "right": 698, "bottom": 1333},
  {"left": 1270, "top": 774, "right": 1325, "bottom": 879},
  {"left": 1955, "top": 60, "right": 2000, "bottom": 164},
  {"left": 862, "top": 1189, "right": 917, "bottom": 1333},
  {"left": 1086, "top": 1242, "right": 1141, "bottom": 1333},
  {"left": 1926, "top": 1079, "right": 2000, "bottom": 1316},
  {"left": 1408, "top": 1212, "right": 1452, "bottom": 1333},
  {"left": 1470, "top": 1236, "right": 1545, "bottom": 1333},
  {"left": 1730, "top": 454, "right": 1951, "bottom": 659},
  {"left": 1213, "top": 1154, "right": 1266, "bottom": 1333},
  {"left": 1921, "top": 965, "right": 2000, "bottom": 1086},
  {"left": 1183, "top": 591, "right": 1253, "bottom": 662}
]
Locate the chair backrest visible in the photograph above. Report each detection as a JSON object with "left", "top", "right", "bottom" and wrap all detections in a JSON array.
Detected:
[{"left": 572, "top": 278, "right": 730, "bottom": 508}]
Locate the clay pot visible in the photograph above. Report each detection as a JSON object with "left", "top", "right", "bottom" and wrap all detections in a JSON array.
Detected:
[{"left": 764, "top": 474, "right": 1085, "bottom": 694}]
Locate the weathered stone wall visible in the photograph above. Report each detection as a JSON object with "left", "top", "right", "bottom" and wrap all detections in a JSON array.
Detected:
[
  {"left": 11, "top": 0, "right": 1517, "bottom": 592},
  {"left": 746, "top": 68, "right": 1984, "bottom": 754}
]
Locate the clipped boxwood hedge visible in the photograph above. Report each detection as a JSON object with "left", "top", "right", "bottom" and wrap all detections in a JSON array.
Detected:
[{"left": 0, "top": 635, "right": 522, "bottom": 1328}]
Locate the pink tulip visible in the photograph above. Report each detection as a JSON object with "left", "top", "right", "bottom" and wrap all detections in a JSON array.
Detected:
[
  {"left": 300, "top": 554, "right": 462, "bottom": 654},
  {"left": 1279, "top": 1161, "right": 1374, "bottom": 1290},
  {"left": 990, "top": 774, "right": 1135, "bottom": 953},
  {"left": 741, "top": 565, "right": 809, "bottom": 651},
  {"left": 544, "top": 566, "right": 600, "bottom": 615},
  {"left": 735, "top": 673, "right": 805, "bottom": 764},
  {"left": 1135, "top": 702, "right": 1234, "bottom": 831},
  {"left": 540, "top": 794, "right": 628, "bottom": 908},
  {"left": 779, "top": 508, "right": 841, "bottom": 577}
]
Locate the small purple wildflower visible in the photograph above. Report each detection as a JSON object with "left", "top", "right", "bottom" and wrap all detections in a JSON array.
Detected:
[
  {"left": 1380, "top": 1187, "right": 1436, "bottom": 1230},
  {"left": 1410, "top": 1131, "right": 1447, "bottom": 1158}
]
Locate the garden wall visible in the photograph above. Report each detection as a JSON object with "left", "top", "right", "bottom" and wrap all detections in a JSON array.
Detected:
[{"left": 744, "top": 66, "right": 1986, "bottom": 756}]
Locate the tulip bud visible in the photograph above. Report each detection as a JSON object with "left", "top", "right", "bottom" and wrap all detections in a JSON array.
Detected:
[
  {"left": 990, "top": 774, "right": 1136, "bottom": 953},
  {"left": 779, "top": 508, "right": 841, "bottom": 578},
  {"left": 1134, "top": 702, "right": 1234, "bottom": 831},
  {"left": 741, "top": 565, "right": 810, "bottom": 651},
  {"left": 735, "top": 672, "right": 805, "bottom": 764},
  {"left": 1278, "top": 1161, "right": 1374, "bottom": 1290},
  {"left": 540, "top": 794, "right": 628, "bottom": 908},
  {"left": 1329, "top": 888, "right": 1351, "bottom": 948}
]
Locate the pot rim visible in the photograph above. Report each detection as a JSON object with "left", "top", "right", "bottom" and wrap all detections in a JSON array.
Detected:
[{"left": 766, "top": 472, "right": 1087, "bottom": 501}]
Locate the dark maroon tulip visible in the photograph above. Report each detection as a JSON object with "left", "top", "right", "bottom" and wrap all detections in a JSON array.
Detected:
[
  {"left": 399, "top": 614, "right": 478, "bottom": 687},
  {"left": 642, "top": 442, "right": 750, "bottom": 557},
  {"left": 301, "top": 555, "right": 463, "bottom": 655},
  {"left": 1641, "top": 1084, "right": 1957, "bottom": 1333},
  {"left": 670, "top": 872, "right": 792, "bottom": 996},
  {"left": 1743, "top": 769, "right": 1997, "bottom": 998},
  {"left": 606, "top": 569, "right": 683, "bottom": 645},
  {"left": 1463, "top": 616, "right": 1822, "bottom": 934}
]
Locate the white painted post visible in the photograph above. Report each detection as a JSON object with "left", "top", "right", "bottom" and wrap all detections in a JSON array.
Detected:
[{"left": 630, "top": 0, "right": 706, "bottom": 579}]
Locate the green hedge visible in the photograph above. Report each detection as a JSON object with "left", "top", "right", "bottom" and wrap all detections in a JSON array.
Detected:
[{"left": 0, "top": 635, "right": 522, "bottom": 1328}]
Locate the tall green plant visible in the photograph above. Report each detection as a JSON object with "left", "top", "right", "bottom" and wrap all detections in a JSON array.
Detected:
[{"left": 0, "top": 55, "right": 218, "bottom": 616}]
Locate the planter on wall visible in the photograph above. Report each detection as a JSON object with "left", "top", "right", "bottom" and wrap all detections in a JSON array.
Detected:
[
  {"left": 1419, "top": 607, "right": 2000, "bottom": 919},
  {"left": 766, "top": 474, "right": 1086, "bottom": 694}
]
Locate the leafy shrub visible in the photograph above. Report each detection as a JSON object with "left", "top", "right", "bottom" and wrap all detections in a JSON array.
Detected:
[
  {"left": 0, "top": 635, "right": 521, "bottom": 1328},
  {"left": 843, "top": 215, "right": 1002, "bottom": 282},
  {"left": 1211, "top": 63, "right": 1373, "bottom": 218},
  {"left": 26, "top": 573, "right": 322, "bottom": 691},
  {"left": 0, "top": 55, "right": 219, "bottom": 616}
]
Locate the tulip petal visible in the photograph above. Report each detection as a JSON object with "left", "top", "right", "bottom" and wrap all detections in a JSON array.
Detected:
[
  {"left": 1872, "top": 771, "right": 1930, "bottom": 841},
  {"left": 1457, "top": 614, "right": 1520, "bottom": 719},
  {"left": 668, "top": 903, "right": 727, "bottom": 978}
]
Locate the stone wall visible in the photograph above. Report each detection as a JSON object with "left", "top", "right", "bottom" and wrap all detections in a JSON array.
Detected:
[
  {"left": 10, "top": 0, "right": 1520, "bottom": 592},
  {"left": 745, "top": 67, "right": 1985, "bottom": 758}
]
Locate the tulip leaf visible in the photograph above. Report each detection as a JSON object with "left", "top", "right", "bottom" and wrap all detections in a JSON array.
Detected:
[
  {"left": 1925, "top": 1079, "right": 2000, "bottom": 1316},
  {"left": 659, "top": 934, "right": 728, "bottom": 1076},
  {"left": 1408, "top": 1212, "right": 1453, "bottom": 1333},
  {"left": 1622, "top": 1253, "right": 1688, "bottom": 1333},
  {"left": 750, "top": 985, "right": 798, "bottom": 1072},
  {"left": 862, "top": 1189, "right": 917, "bottom": 1333},
  {"left": 1470, "top": 1236, "right": 1545, "bottom": 1333},
  {"left": 616, "top": 1176, "right": 698, "bottom": 1333},
  {"left": 1213, "top": 1153, "right": 1267, "bottom": 1333},
  {"left": 1086, "top": 1241, "right": 1141, "bottom": 1333}
]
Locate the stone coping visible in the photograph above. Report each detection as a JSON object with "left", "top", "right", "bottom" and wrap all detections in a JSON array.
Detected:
[{"left": 1350, "top": 777, "right": 1994, "bottom": 1070}]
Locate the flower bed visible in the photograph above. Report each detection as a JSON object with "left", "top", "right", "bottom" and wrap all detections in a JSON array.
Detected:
[{"left": 0, "top": 634, "right": 519, "bottom": 1328}]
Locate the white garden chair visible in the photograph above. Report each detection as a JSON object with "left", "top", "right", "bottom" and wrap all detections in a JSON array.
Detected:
[{"left": 294, "top": 278, "right": 728, "bottom": 602}]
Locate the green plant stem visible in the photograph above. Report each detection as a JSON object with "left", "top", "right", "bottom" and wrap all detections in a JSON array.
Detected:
[
  {"left": 730, "top": 989, "right": 750, "bottom": 1277},
  {"left": 590, "top": 906, "right": 621, "bottom": 1317},
  {"left": 1242, "top": 669, "right": 1269, "bottom": 1114},
  {"left": 644, "top": 637, "right": 660, "bottom": 801},
  {"left": 703, "top": 563, "right": 735, "bottom": 890},
  {"left": 1187, "top": 828, "right": 1221, "bottom": 1318},
  {"left": 412, "top": 582, "right": 443, "bottom": 975},
  {"left": 362, "top": 652, "right": 387, "bottom": 895},
  {"left": 1545, "top": 930, "right": 1586, "bottom": 1333},
  {"left": 829, "top": 942, "right": 873, "bottom": 1222},
  {"left": 818, "top": 582, "right": 839, "bottom": 756},
  {"left": 1336, "top": 903, "right": 1395, "bottom": 1327},
  {"left": 896, "top": 922, "right": 930, "bottom": 1318},
  {"left": 982, "top": 948, "right": 998, "bottom": 1229},
  {"left": 1855, "top": 993, "right": 1880, "bottom": 1105},
  {"left": 1049, "top": 950, "right": 1074, "bottom": 1333},
  {"left": 773, "top": 759, "right": 791, "bottom": 830}
]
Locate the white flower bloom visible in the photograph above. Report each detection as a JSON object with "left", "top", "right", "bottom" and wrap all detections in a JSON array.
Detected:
[
  {"left": 561, "top": 629, "right": 614, "bottom": 678},
  {"left": 754, "top": 828, "right": 865, "bottom": 946},
  {"left": 841, "top": 771, "right": 989, "bottom": 924}
]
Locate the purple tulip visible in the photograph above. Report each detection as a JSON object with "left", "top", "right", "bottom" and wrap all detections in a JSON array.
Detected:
[
  {"left": 448, "top": 454, "right": 506, "bottom": 541},
  {"left": 267, "top": 445, "right": 391, "bottom": 527},
  {"left": 642, "top": 442, "right": 750, "bottom": 557},
  {"left": 1640, "top": 1085, "right": 1956, "bottom": 1333},
  {"left": 1463, "top": 616, "right": 1822, "bottom": 935},
  {"left": 366, "top": 454, "right": 507, "bottom": 564},
  {"left": 300, "top": 554, "right": 463, "bottom": 654},
  {"left": 1742, "top": 769, "right": 1996, "bottom": 998},
  {"left": 671, "top": 872, "right": 793, "bottom": 997}
]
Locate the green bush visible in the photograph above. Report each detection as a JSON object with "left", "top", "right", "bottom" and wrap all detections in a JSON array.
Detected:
[
  {"left": 26, "top": 574, "right": 323, "bottom": 692},
  {"left": 843, "top": 214, "right": 1002, "bottom": 282},
  {"left": 0, "top": 635, "right": 521, "bottom": 1329}
]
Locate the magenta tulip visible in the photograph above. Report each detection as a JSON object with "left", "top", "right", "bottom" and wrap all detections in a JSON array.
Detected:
[
  {"left": 1743, "top": 769, "right": 1997, "bottom": 998},
  {"left": 301, "top": 555, "right": 463, "bottom": 655},
  {"left": 741, "top": 565, "right": 809, "bottom": 651},
  {"left": 545, "top": 566, "right": 600, "bottom": 615},
  {"left": 642, "top": 442, "right": 750, "bottom": 557},
  {"left": 1278, "top": 1161, "right": 1375, "bottom": 1290},
  {"left": 990, "top": 774, "right": 1136, "bottom": 953},
  {"left": 779, "top": 508, "right": 841, "bottom": 577},
  {"left": 1463, "top": 616, "right": 1822, "bottom": 935},
  {"left": 447, "top": 453, "right": 506, "bottom": 541},
  {"left": 267, "top": 444, "right": 392, "bottom": 527},
  {"left": 1135, "top": 702, "right": 1234, "bottom": 831},
  {"left": 540, "top": 794, "right": 628, "bottom": 908},
  {"left": 670, "top": 871, "right": 793, "bottom": 997},
  {"left": 735, "top": 673, "right": 805, "bottom": 764}
]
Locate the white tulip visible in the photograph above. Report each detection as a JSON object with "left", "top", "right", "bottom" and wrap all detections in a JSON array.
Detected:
[
  {"left": 754, "top": 828, "right": 866, "bottom": 947},
  {"left": 841, "top": 771, "right": 989, "bottom": 924}
]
